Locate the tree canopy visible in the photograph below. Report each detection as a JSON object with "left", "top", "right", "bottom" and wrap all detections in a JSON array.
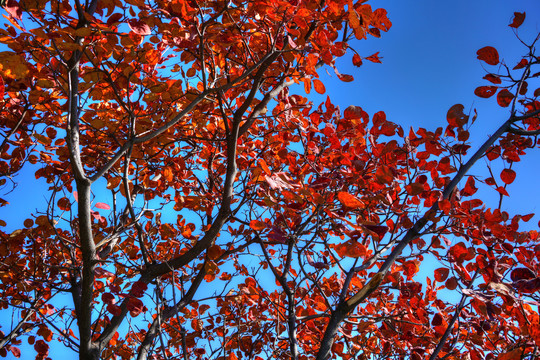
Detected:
[{"left": 0, "top": 1, "right": 539, "bottom": 359}]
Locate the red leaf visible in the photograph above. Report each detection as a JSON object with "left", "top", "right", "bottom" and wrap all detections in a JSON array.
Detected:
[
  {"left": 337, "top": 192, "right": 364, "bottom": 209},
  {"left": 102, "top": 292, "right": 116, "bottom": 305},
  {"left": 313, "top": 79, "right": 325, "bottom": 94},
  {"left": 496, "top": 186, "right": 509, "bottom": 196},
  {"left": 107, "top": 13, "right": 123, "bottom": 26},
  {"left": 4, "top": 0, "right": 22, "bottom": 20},
  {"left": 107, "top": 304, "right": 122, "bottom": 316},
  {"left": 344, "top": 105, "right": 367, "bottom": 121},
  {"left": 337, "top": 72, "right": 354, "bottom": 82},
  {"left": 513, "top": 58, "right": 528, "bottom": 70},
  {"left": 445, "top": 277, "right": 458, "bottom": 290},
  {"left": 446, "top": 104, "right": 468, "bottom": 127},
  {"left": 434, "top": 268, "right": 449, "bottom": 282},
  {"left": 510, "top": 267, "right": 535, "bottom": 282},
  {"left": 476, "top": 46, "right": 499, "bottom": 65},
  {"left": 131, "top": 281, "right": 148, "bottom": 297},
  {"left": 0, "top": 76, "right": 4, "bottom": 98},
  {"left": 483, "top": 74, "right": 501, "bottom": 84},
  {"left": 336, "top": 241, "right": 367, "bottom": 258},
  {"left": 508, "top": 12, "right": 525, "bottom": 28},
  {"left": 34, "top": 340, "right": 49, "bottom": 355},
  {"left": 95, "top": 202, "right": 110, "bottom": 210},
  {"left": 363, "top": 224, "right": 388, "bottom": 239},
  {"left": 128, "top": 19, "right": 151, "bottom": 35},
  {"left": 352, "top": 54, "right": 363, "bottom": 67},
  {"left": 497, "top": 89, "right": 514, "bottom": 107},
  {"left": 500, "top": 168, "right": 516, "bottom": 185},
  {"left": 365, "top": 52, "right": 382, "bottom": 63},
  {"left": 127, "top": 297, "right": 147, "bottom": 317},
  {"left": 431, "top": 313, "right": 443, "bottom": 326},
  {"left": 474, "top": 86, "right": 497, "bottom": 98}
]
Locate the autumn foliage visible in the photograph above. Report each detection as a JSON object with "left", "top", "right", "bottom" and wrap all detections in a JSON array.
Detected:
[{"left": 0, "top": 1, "right": 539, "bottom": 360}]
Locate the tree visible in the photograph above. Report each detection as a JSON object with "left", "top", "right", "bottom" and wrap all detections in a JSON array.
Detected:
[{"left": 0, "top": 0, "right": 539, "bottom": 358}]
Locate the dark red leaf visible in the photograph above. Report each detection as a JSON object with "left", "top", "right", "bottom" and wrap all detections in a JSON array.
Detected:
[
  {"left": 107, "top": 304, "right": 122, "bottom": 316},
  {"left": 474, "top": 86, "right": 497, "bottom": 98},
  {"left": 131, "top": 281, "right": 148, "bottom": 297},
  {"left": 446, "top": 104, "right": 468, "bottom": 127},
  {"left": 513, "top": 59, "right": 528, "bottom": 70},
  {"left": 483, "top": 74, "right": 501, "bottom": 84},
  {"left": 477, "top": 46, "right": 499, "bottom": 65},
  {"left": 510, "top": 267, "right": 535, "bottom": 282},
  {"left": 434, "top": 268, "right": 449, "bottom": 282},
  {"left": 497, "top": 89, "right": 514, "bottom": 107},
  {"left": 445, "top": 277, "right": 458, "bottom": 290},
  {"left": 508, "top": 12, "right": 525, "bottom": 28},
  {"left": 102, "top": 292, "right": 116, "bottom": 305},
  {"left": 363, "top": 224, "right": 388, "bottom": 239},
  {"left": 34, "top": 340, "right": 49, "bottom": 355},
  {"left": 431, "top": 313, "right": 443, "bottom": 326}
]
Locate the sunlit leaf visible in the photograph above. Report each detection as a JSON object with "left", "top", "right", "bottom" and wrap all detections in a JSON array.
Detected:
[
  {"left": 313, "top": 79, "right": 325, "bottom": 94},
  {"left": 337, "top": 192, "right": 364, "bottom": 209},
  {"left": 127, "top": 19, "right": 151, "bottom": 35},
  {"left": 95, "top": 202, "right": 111, "bottom": 210}
]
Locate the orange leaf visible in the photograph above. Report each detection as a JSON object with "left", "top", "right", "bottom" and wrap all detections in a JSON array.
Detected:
[
  {"left": 337, "top": 191, "right": 364, "bottom": 209},
  {"left": 476, "top": 46, "right": 499, "bottom": 65},
  {"left": 313, "top": 79, "right": 325, "bottom": 94},
  {"left": 500, "top": 168, "right": 516, "bottom": 184},
  {"left": 259, "top": 159, "right": 271, "bottom": 175},
  {"left": 336, "top": 241, "right": 367, "bottom": 258},
  {"left": 249, "top": 220, "right": 266, "bottom": 231},
  {"left": 508, "top": 12, "right": 525, "bottom": 28},
  {"left": 497, "top": 89, "right": 514, "bottom": 107}
]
